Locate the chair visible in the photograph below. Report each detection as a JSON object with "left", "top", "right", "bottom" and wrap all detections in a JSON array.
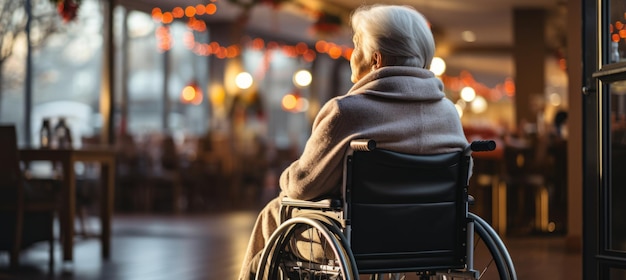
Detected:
[
  {"left": 75, "top": 135, "right": 101, "bottom": 236},
  {"left": 0, "top": 125, "right": 58, "bottom": 269},
  {"left": 256, "top": 139, "right": 516, "bottom": 279},
  {"left": 502, "top": 144, "right": 546, "bottom": 234},
  {"left": 146, "top": 134, "right": 183, "bottom": 213}
]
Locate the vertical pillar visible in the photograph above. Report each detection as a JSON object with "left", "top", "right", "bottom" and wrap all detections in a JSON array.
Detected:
[
  {"left": 162, "top": 42, "right": 170, "bottom": 132},
  {"left": 207, "top": 22, "right": 236, "bottom": 132},
  {"left": 513, "top": 8, "right": 546, "bottom": 127},
  {"left": 566, "top": 0, "right": 583, "bottom": 254},
  {"left": 208, "top": 22, "right": 236, "bottom": 91},
  {"left": 100, "top": 0, "right": 114, "bottom": 145},
  {"left": 25, "top": 0, "right": 32, "bottom": 145},
  {"left": 120, "top": 8, "right": 129, "bottom": 135}
]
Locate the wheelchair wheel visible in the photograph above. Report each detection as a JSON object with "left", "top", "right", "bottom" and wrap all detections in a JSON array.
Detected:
[
  {"left": 423, "top": 213, "right": 516, "bottom": 280},
  {"left": 467, "top": 212, "right": 517, "bottom": 280},
  {"left": 256, "top": 214, "right": 358, "bottom": 280}
]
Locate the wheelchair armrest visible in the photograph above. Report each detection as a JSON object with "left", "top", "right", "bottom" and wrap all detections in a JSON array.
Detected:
[{"left": 281, "top": 197, "right": 343, "bottom": 210}]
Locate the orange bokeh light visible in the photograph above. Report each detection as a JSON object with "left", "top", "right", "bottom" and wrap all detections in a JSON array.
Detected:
[
  {"left": 343, "top": 48, "right": 353, "bottom": 60},
  {"left": 216, "top": 47, "right": 227, "bottom": 59},
  {"left": 206, "top": 3, "right": 217, "bottom": 15},
  {"left": 281, "top": 94, "right": 298, "bottom": 111},
  {"left": 181, "top": 84, "right": 203, "bottom": 105},
  {"left": 196, "top": 4, "right": 206, "bottom": 15},
  {"left": 328, "top": 46, "right": 342, "bottom": 59},
  {"left": 296, "top": 42, "right": 308, "bottom": 54},
  {"left": 162, "top": 12, "right": 173, "bottom": 24},
  {"left": 504, "top": 78, "right": 515, "bottom": 96},
  {"left": 151, "top": 8, "right": 162, "bottom": 21},
  {"left": 185, "top": 6, "right": 196, "bottom": 18},
  {"left": 252, "top": 38, "right": 265, "bottom": 50},
  {"left": 613, "top": 33, "right": 621, "bottom": 42},
  {"left": 227, "top": 45, "right": 240, "bottom": 58},
  {"left": 303, "top": 49, "right": 316, "bottom": 62},
  {"left": 181, "top": 86, "right": 195, "bottom": 101},
  {"left": 156, "top": 26, "right": 172, "bottom": 51},
  {"left": 172, "top": 7, "right": 184, "bottom": 18},
  {"left": 267, "top": 41, "right": 279, "bottom": 49},
  {"left": 315, "top": 41, "right": 329, "bottom": 53},
  {"left": 282, "top": 45, "right": 296, "bottom": 57}
]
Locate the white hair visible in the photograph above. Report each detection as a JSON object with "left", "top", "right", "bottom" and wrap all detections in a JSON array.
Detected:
[{"left": 350, "top": 4, "right": 435, "bottom": 69}]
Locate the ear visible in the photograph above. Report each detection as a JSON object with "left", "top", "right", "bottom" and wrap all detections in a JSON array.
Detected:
[{"left": 371, "top": 51, "right": 382, "bottom": 69}]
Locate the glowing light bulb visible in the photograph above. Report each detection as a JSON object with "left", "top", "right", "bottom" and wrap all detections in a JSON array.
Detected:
[
  {"left": 470, "top": 96, "right": 488, "bottom": 114},
  {"left": 235, "top": 72, "right": 253, "bottom": 90},
  {"left": 430, "top": 57, "right": 446, "bottom": 76},
  {"left": 293, "top": 70, "right": 312, "bottom": 87},
  {"left": 461, "top": 86, "right": 476, "bottom": 102}
]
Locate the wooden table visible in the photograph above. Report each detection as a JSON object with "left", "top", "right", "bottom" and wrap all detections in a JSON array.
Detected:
[{"left": 19, "top": 146, "right": 116, "bottom": 262}]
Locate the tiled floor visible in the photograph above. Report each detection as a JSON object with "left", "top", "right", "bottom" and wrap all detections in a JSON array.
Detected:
[{"left": 0, "top": 211, "right": 582, "bottom": 280}]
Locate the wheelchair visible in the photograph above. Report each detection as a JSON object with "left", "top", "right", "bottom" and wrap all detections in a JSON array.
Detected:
[{"left": 256, "top": 139, "right": 516, "bottom": 280}]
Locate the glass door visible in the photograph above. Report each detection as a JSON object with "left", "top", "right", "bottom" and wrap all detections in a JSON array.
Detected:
[{"left": 583, "top": 0, "right": 626, "bottom": 278}]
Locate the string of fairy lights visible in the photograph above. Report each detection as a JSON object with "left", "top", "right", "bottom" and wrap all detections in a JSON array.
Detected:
[
  {"left": 151, "top": 2, "right": 353, "bottom": 61},
  {"left": 150, "top": 1, "right": 522, "bottom": 111},
  {"left": 610, "top": 14, "right": 626, "bottom": 43},
  {"left": 151, "top": 1, "right": 352, "bottom": 108}
]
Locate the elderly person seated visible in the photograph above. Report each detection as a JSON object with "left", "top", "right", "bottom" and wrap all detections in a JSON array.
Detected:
[{"left": 238, "top": 4, "right": 469, "bottom": 279}]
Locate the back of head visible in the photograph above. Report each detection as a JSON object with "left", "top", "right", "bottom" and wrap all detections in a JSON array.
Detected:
[{"left": 350, "top": 4, "right": 435, "bottom": 68}]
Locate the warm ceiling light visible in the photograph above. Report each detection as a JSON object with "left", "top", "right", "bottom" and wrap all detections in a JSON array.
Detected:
[
  {"left": 461, "top": 30, "right": 476, "bottom": 42},
  {"left": 430, "top": 57, "right": 446, "bottom": 76},
  {"left": 549, "top": 93, "right": 562, "bottom": 107},
  {"left": 181, "top": 82, "right": 203, "bottom": 105},
  {"left": 293, "top": 70, "right": 312, "bottom": 87},
  {"left": 281, "top": 92, "right": 309, "bottom": 113},
  {"left": 282, "top": 93, "right": 298, "bottom": 111},
  {"left": 470, "top": 96, "right": 488, "bottom": 114},
  {"left": 235, "top": 72, "right": 253, "bottom": 90},
  {"left": 460, "top": 86, "right": 476, "bottom": 102},
  {"left": 209, "top": 84, "right": 226, "bottom": 106}
]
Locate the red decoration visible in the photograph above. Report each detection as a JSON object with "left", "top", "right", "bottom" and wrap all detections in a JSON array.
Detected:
[{"left": 51, "top": 0, "right": 80, "bottom": 22}]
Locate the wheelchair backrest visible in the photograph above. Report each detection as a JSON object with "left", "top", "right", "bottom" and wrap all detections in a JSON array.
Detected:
[{"left": 344, "top": 148, "right": 470, "bottom": 274}]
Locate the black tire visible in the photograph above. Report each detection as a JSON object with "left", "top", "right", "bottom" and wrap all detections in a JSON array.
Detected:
[
  {"left": 256, "top": 213, "right": 516, "bottom": 280},
  {"left": 256, "top": 214, "right": 358, "bottom": 280},
  {"left": 469, "top": 212, "right": 517, "bottom": 280}
]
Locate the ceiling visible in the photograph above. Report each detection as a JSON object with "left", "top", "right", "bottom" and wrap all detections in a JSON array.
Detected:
[{"left": 120, "top": 0, "right": 568, "bottom": 87}]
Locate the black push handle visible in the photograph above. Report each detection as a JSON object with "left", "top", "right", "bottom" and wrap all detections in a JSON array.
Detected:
[
  {"left": 350, "top": 139, "right": 376, "bottom": 151},
  {"left": 470, "top": 140, "right": 496, "bottom": 152}
]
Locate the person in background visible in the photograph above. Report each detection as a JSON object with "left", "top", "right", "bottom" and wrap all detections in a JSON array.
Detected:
[
  {"left": 238, "top": 4, "right": 469, "bottom": 279},
  {"left": 552, "top": 110, "right": 568, "bottom": 141}
]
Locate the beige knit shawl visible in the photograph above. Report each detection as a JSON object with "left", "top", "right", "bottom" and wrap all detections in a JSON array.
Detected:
[{"left": 279, "top": 66, "right": 469, "bottom": 200}]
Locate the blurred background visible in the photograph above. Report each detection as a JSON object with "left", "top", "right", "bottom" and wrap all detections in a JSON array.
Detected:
[{"left": 0, "top": 0, "right": 571, "bottom": 213}]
